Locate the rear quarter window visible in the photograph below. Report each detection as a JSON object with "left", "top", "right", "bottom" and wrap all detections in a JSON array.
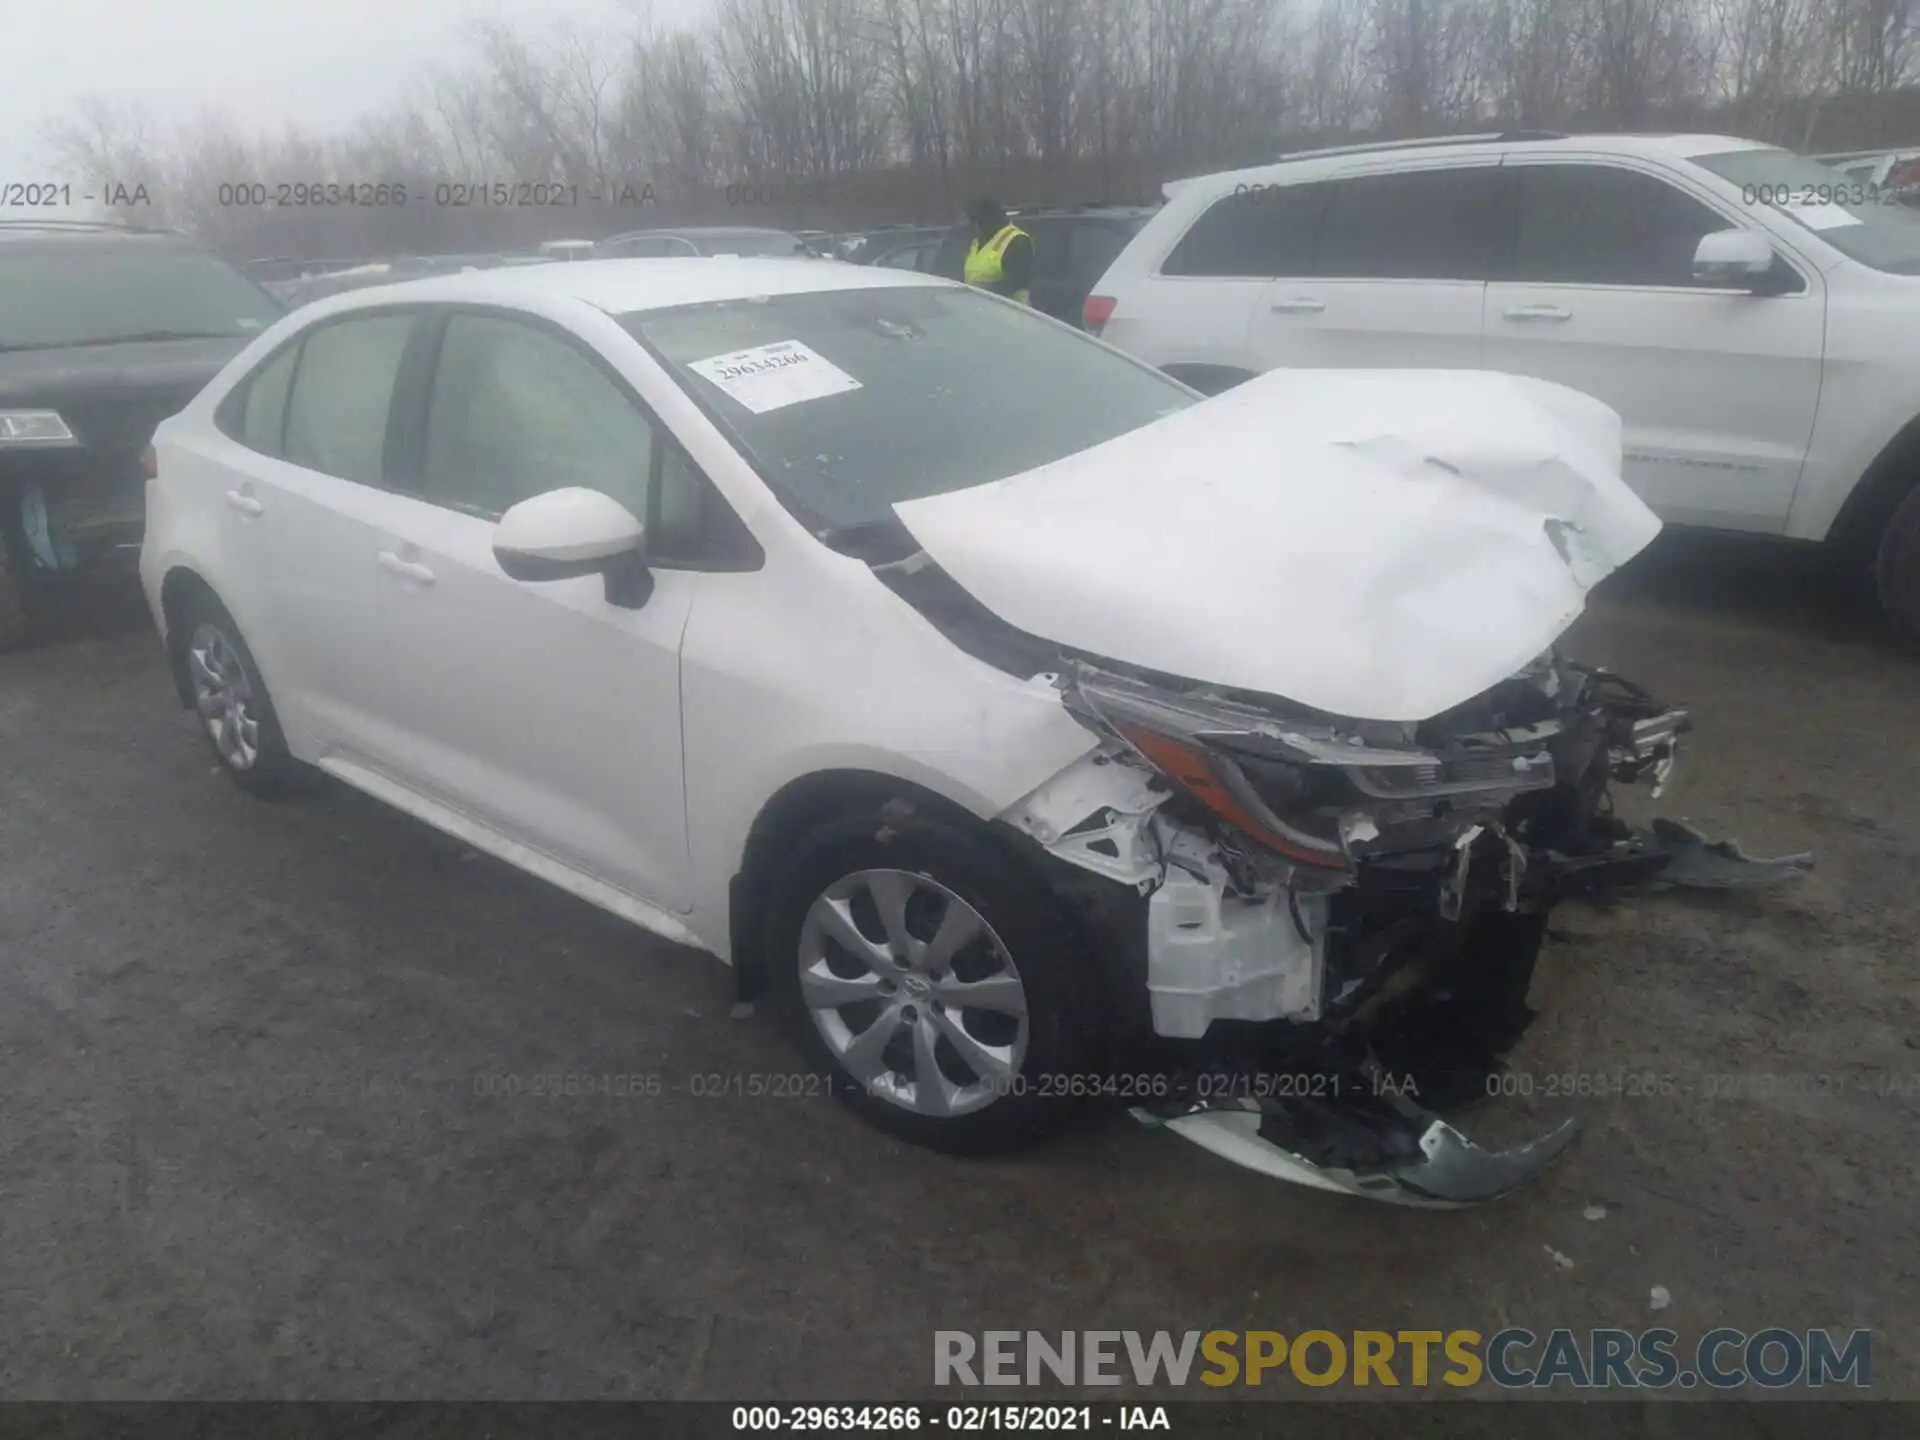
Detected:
[{"left": 1162, "top": 183, "right": 1326, "bottom": 277}]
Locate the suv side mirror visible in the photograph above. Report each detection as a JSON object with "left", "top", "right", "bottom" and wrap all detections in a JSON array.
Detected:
[
  {"left": 1692, "top": 228, "right": 1777, "bottom": 289},
  {"left": 492, "top": 487, "right": 653, "bottom": 609}
]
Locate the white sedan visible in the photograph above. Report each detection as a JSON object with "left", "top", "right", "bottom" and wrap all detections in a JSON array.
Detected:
[{"left": 140, "top": 258, "right": 1786, "bottom": 1204}]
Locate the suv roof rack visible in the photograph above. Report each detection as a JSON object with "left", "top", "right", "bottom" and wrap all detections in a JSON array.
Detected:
[
  {"left": 1008, "top": 200, "right": 1157, "bottom": 215},
  {"left": 1268, "top": 129, "right": 1567, "bottom": 164}
]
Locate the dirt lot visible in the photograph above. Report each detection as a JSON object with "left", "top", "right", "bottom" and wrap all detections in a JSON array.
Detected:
[{"left": 1, "top": 535, "right": 1917, "bottom": 1402}]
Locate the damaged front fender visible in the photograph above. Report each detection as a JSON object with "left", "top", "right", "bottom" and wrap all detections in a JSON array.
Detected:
[{"left": 995, "top": 652, "right": 1808, "bottom": 1207}]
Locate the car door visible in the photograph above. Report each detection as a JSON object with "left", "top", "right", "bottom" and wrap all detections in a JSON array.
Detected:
[
  {"left": 1483, "top": 159, "right": 1825, "bottom": 531},
  {"left": 215, "top": 308, "right": 427, "bottom": 759},
  {"left": 1249, "top": 162, "right": 1499, "bottom": 371},
  {"left": 362, "top": 308, "right": 698, "bottom": 912}
]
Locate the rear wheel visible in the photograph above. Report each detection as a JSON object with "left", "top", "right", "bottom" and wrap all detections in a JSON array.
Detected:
[
  {"left": 178, "top": 593, "right": 304, "bottom": 796},
  {"left": 1874, "top": 484, "right": 1920, "bottom": 649},
  {"left": 766, "top": 807, "right": 1101, "bottom": 1154}
]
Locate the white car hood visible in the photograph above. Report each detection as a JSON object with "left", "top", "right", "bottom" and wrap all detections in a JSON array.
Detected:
[{"left": 890, "top": 368, "right": 1661, "bottom": 723}]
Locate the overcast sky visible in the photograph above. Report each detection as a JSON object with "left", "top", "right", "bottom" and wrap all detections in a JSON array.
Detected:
[{"left": 4, "top": 0, "right": 706, "bottom": 181}]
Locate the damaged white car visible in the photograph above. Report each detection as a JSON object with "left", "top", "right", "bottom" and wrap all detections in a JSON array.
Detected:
[{"left": 141, "top": 260, "right": 1807, "bottom": 1205}]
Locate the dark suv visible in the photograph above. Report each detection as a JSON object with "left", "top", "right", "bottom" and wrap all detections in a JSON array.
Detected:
[
  {"left": 0, "top": 222, "right": 280, "bottom": 647},
  {"left": 919, "top": 205, "right": 1158, "bottom": 327}
]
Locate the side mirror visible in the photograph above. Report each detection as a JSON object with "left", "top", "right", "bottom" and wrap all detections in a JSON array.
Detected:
[
  {"left": 1692, "top": 228, "right": 1777, "bottom": 289},
  {"left": 492, "top": 487, "right": 652, "bottom": 609}
]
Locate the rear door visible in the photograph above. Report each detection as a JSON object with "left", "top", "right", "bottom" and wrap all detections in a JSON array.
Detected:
[
  {"left": 360, "top": 307, "right": 698, "bottom": 911},
  {"left": 1249, "top": 162, "right": 1499, "bottom": 370},
  {"left": 214, "top": 309, "right": 427, "bottom": 758},
  {"left": 1483, "top": 159, "right": 1825, "bottom": 531}
]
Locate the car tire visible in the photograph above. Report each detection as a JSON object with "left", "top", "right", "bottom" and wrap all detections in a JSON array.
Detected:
[
  {"left": 1875, "top": 483, "right": 1920, "bottom": 650},
  {"left": 765, "top": 804, "right": 1102, "bottom": 1155},
  {"left": 177, "top": 593, "right": 304, "bottom": 796}
]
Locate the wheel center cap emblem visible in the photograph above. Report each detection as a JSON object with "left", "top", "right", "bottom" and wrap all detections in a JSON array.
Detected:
[{"left": 902, "top": 974, "right": 931, "bottom": 999}]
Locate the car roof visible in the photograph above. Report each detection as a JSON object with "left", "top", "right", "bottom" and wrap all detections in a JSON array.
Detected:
[
  {"left": 0, "top": 221, "right": 201, "bottom": 255},
  {"left": 606, "top": 226, "right": 804, "bottom": 241},
  {"left": 297, "top": 256, "right": 948, "bottom": 317},
  {"left": 1007, "top": 205, "right": 1159, "bottom": 220},
  {"left": 1165, "top": 132, "right": 1779, "bottom": 193}
]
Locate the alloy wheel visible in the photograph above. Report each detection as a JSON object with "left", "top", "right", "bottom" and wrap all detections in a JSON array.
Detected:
[
  {"left": 797, "top": 868, "right": 1029, "bottom": 1118},
  {"left": 188, "top": 621, "right": 261, "bottom": 771}
]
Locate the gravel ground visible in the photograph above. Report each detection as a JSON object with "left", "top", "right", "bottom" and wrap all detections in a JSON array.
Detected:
[{"left": 1, "top": 535, "right": 1916, "bottom": 1401}]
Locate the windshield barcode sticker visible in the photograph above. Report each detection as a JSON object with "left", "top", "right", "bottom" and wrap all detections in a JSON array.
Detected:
[{"left": 687, "top": 339, "right": 862, "bottom": 414}]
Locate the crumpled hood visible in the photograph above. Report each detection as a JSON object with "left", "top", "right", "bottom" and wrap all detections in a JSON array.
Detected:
[{"left": 890, "top": 368, "right": 1661, "bottom": 723}]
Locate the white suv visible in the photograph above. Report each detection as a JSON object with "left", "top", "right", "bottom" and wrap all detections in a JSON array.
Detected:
[{"left": 1086, "top": 131, "right": 1920, "bottom": 641}]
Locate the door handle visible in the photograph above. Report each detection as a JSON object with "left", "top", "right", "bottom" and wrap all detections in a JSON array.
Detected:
[
  {"left": 1269, "top": 297, "right": 1326, "bottom": 314},
  {"left": 377, "top": 550, "right": 437, "bottom": 586},
  {"left": 1502, "top": 304, "right": 1572, "bottom": 322},
  {"left": 224, "top": 489, "right": 263, "bottom": 517}
]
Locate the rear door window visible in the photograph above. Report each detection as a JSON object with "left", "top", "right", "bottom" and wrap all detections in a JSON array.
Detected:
[
  {"left": 1316, "top": 168, "right": 1501, "bottom": 280},
  {"left": 282, "top": 313, "right": 415, "bottom": 486},
  {"left": 1162, "top": 184, "right": 1326, "bottom": 277}
]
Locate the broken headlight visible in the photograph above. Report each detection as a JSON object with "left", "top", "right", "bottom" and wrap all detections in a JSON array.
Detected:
[
  {"left": 1119, "top": 723, "right": 1356, "bottom": 869},
  {"left": 1062, "top": 664, "right": 1562, "bottom": 871}
]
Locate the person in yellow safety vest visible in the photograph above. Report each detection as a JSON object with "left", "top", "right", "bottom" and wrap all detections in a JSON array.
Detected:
[{"left": 962, "top": 198, "right": 1033, "bottom": 306}]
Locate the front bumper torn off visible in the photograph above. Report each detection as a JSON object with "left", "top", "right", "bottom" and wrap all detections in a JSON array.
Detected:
[{"left": 1136, "top": 1098, "right": 1582, "bottom": 1208}]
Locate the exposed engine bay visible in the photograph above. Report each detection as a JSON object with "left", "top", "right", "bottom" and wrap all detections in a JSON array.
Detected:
[{"left": 995, "top": 654, "right": 1811, "bottom": 1207}]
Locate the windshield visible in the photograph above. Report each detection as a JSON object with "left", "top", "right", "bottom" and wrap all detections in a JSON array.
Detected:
[
  {"left": 1692, "top": 148, "right": 1920, "bottom": 274},
  {"left": 622, "top": 284, "right": 1196, "bottom": 532},
  {"left": 0, "top": 248, "right": 282, "bottom": 351}
]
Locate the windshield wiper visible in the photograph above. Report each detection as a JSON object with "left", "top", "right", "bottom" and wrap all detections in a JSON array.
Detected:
[{"left": 817, "top": 514, "right": 920, "bottom": 562}]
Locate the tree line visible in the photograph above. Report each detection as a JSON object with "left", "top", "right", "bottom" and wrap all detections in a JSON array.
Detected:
[{"left": 39, "top": 0, "right": 1920, "bottom": 259}]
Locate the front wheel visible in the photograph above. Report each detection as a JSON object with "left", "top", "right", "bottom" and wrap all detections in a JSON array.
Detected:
[
  {"left": 1875, "top": 483, "right": 1920, "bottom": 649},
  {"left": 765, "top": 808, "right": 1102, "bottom": 1154}
]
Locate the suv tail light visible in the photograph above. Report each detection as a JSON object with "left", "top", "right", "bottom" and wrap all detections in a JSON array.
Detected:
[
  {"left": 140, "top": 444, "right": 158, "bottom": 480},
  {"left": 1082, "top": 294, "right": 1117, "bottom": 335}
]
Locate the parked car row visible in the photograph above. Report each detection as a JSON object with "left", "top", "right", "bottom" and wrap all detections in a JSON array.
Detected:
[{"left": 855, "top": 206, "right": 1156, "bottom": 330}]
